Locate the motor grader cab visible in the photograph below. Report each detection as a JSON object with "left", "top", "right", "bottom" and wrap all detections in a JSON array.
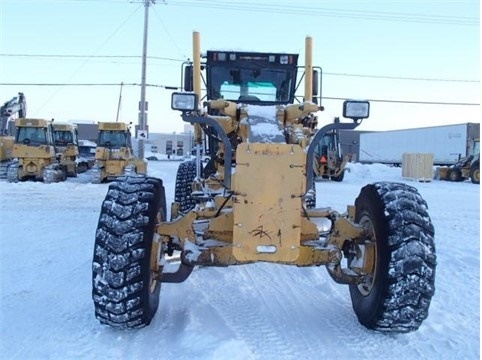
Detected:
[
  {"left": 7, "top": 118, "right": 67, "bottom": 183},
  {"left": 52, "top": 123, "right": 83, "bottom": 176},
  {"left": 314, "top": 117, "right": 350, "bottom": 182},
  {"left": 90, "top": 121, "right": 147, "bottom": 183},
  {"left": 92, "top": 32, "right": 436, "bottom": 333},
  {"left": 0, "top": 92, "right": 27, "bottom": 178}
]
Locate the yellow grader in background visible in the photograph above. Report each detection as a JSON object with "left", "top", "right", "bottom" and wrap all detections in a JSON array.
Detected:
[
  {"left": 0, "top": 92, "right": 27, "bottom": 178},
  {"left": 7, "top": 118, "right": 67, "bottom": 183},
  {"left": 92, "top": 33, "right": 436, "bottom": 333},
  {"left": 90, "top": 121, "right": 147, "bottom": 183}
]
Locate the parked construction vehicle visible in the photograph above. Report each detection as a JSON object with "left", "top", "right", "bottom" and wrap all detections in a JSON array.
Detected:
[
  {"left": 437, "top": 138, "right": 480, "bottom": 184},
  {"left": 90, "top": 121, "right": 147, "bottom": 183},
  {"left": 52, "top": 123, "right": 81, "bottom": 176},
  {"left": 92, "top": 33, "right": 436, "bottom": 333},
  {"left": 7, "top": 118, "right": 67, "bottom": 183},
  {"left": 78, "top": 139, "right": 96, "bottom": 170},
  {"left": 314, "top": 117, "right": 350, "bottom": 182},
  {"left": 0, "top": 92, "right": 27, "bottom": 178}
]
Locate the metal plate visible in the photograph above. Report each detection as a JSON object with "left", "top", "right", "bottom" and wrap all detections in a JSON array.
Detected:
[{"left": 233, "top": 143, "right": 305, "bottom": 262}]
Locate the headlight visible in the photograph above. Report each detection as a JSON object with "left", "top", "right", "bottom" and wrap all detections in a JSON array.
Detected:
[
  {"left": 171, "top": 92, "right": 198, "bottom": 111},
  {"left": 343, "top": 100, "right": 370, "bottom": 120}
]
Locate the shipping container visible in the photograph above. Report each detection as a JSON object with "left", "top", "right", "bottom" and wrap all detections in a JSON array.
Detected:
[{"left": 358, "top": 123, "right": 479, "bottom": 165}]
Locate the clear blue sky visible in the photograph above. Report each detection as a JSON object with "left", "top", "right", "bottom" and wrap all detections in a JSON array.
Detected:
[{"left": 1, "top": 0, "right": 480, "bottom": 134}]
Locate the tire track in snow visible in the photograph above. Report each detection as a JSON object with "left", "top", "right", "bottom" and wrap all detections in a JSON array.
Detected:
[
  {"left": 182, "top": 262, "right": 409, "bottom": 360},
  {"left": 186, "top": 263, "right": 378, "bottom": 359},
  {"left": 188, "top": 265, "right": 298, "bottom": 360},
  {"left": 238, "top": 263, "right": 370, "bottom": 359}
]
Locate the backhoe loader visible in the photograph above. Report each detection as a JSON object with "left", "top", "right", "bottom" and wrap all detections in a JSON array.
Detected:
[
  {"left": 314, "top": 117, "right": 351, "bottom": 182},
  {"left": 436, "top": 138, "right": 479, "bottom": 184}
]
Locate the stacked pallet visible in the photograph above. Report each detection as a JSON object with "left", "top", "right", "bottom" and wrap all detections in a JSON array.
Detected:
[{"left": 402, "top": 153, "right": 433, "bottom": 182}]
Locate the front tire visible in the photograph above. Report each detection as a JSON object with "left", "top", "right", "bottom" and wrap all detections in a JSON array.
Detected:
[
  {"left": 331, "top": 169, "right": 345, "bottom": 182},
  {"left": 449, "top": 169, "right": 462, "bottom": 182},
  {"left": 92, "top": 175, "right": 166, "bottom": 328},
  {"left": 349, "top": 182, "right": 436, "bottom": 333}
]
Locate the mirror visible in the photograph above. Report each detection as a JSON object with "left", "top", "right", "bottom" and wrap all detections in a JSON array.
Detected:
[
  {"left": 312, "top": 70, "right": 319, "bottom": 96},
  {"left": 184, "top": 65, "right": 193, "bottom": 92}
]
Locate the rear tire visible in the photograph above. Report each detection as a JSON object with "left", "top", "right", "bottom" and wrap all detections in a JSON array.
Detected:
[
  {"left": 470, "top": 161, "right": 479, "bottom": 184},
  {"left": 92, "top": 175, "right": 166, "bottom": 328},
  {"left": 349, "top": 182, "right": 436, "bottom": 333},
  {"left": 174, "top": 159, "right": 198, "bottom": 213}
]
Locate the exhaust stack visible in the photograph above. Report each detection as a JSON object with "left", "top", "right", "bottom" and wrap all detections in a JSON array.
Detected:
[{"left": 304, "top": 36, "right": 313, "bottom": 103}]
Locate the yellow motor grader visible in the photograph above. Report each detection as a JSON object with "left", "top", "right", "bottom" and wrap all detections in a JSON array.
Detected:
[
  {"left": 90, "top": 121, "right": 147, "bottom": 183},
  {"left": 92, "top": 32, "right": 436, "bottom": 333},
  {"left": 7, "top": 118, "right": 67, "bottom": 183}
]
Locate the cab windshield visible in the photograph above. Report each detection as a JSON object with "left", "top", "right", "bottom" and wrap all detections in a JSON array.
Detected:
[
  {"left": 473, "top": 141, "right": 480, "bottom": 156},
  {"left": 54, "top": 131, "right": 74, "bottom": 146},
  {"left": 16, "top": 127, "right": 48, "bottom": 145},
  {"left": 314, "top": 133, "right": 337, "bottom": 157},
  {"left": 208, "top": 67, "right": 296, "bottom": 104},
  {"left": 98, "top": 131, "right": 128, "bottom": 148}
]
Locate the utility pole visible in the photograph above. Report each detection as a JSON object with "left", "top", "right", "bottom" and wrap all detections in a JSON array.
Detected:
[
  {"left": 138, "top": 0, "right": 155, "bottom": 159},
  {"left": 115, "top": 82, "right": 123, "bottom": 122}
]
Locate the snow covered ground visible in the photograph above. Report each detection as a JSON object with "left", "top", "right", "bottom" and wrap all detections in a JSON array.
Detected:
[{"left": 0, "top": 161, "right": 479, "bottom": 359}]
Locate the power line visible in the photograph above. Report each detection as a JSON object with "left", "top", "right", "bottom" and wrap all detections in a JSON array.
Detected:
[
  {"left": 0, "top": 53, "right": 186, "bottom": 61},
  {"left": 1, "top": 53, "right": 478, "bottom": 83},
  {"left": 33, "top": 3, "right": 143, "bottom": 114},
  {"left": 0, "top": 82, "right": 478, "bottom": 106},
  {"left": 151, "top": 5, "right": 188, "bottom": 59},
  {"left": 324, "top": 72, "right": 479, "bottom": 83},
  {"left": 166, "top": 0, "right": 479, "bottom": 26},
  {"left": 323, "top": 96, "right": 479, "bottom": 106}
]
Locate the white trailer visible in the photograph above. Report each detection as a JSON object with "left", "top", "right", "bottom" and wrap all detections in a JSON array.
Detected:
[{"left": 359, "top": 123, "right": 479, "bottom": 166}]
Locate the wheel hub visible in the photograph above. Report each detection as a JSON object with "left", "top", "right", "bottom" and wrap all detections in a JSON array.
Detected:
[
  {"left": 355, "top": 215, "right": 377, "bottom": 296},
  {"left": 474, "top": 169, "right": 480, "bottom": 182}
]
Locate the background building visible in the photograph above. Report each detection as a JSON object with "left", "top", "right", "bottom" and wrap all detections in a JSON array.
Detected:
[{"left": 144, "top": 132, "right": 194, "bottom": 156}]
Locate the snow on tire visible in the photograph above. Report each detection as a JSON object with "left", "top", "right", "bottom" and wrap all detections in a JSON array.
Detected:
[
  {"left": 306, "top": 179, "right": 316, "bottom": 209},
  {"left": 92, "top": 175, "right": 166, "bottom": 329},
  {"left": 174, "top": 159, "right": 197, "bottom": 213},
  {"left": 349, "top": 182, "right": 436, "bottom": 333}
]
